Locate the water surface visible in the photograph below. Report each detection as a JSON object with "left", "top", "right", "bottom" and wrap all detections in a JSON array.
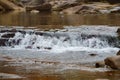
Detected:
[{"left": 0, "top": 12, "right": 120, "bottom": 80}]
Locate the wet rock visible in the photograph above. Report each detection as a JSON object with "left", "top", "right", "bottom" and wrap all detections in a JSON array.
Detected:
[
  {"left": 28, "top": 0, "right": 45, "bottom": 6},
  {"left": 25, "top": 46, "right": 32, "bottom": 49},
  {"left": 0, "top": 0, "right": 23, "bottom": 11},
  {"left": 26, "top": 3, "right": 52, "bottom": 11},
  {"left": 52, "top": 0, "right": 79, "bottom": 11},
  {"left": 105, "top": 56, "right": 120, "bottom": 69},
  {"left": 30, "top": 10, "right": 39, "bottom": 13},
  {"left": 89, "top": 53, "right": 97, "bottom": 56},
  {"left": 95, "top": 61, "right": 105, "bottom": 68},
  {"left": 116, "top": 50, "right": 120, "bottom": 55},
  {"left": 1, "top": 33, "right": 15, "bottom": 38},
  {"left": 76, "top": 5, "right": 99, "bottom": 14},
  {"left": 62, "top": 5, "right": 99, "bottom": 14},
  {"left": 44, "top": 47, "right": 52, "bottom": 50},
  {"left": 117, "top": 28, "right": 120, "bottom": 33},
  {"left": 107, "top": 0, "right": 120, "bottom": 4},
  {"left": 0, "top": 38, "right": 8, "bottom": 46},
  {"left": 0, "top": 5, "right": 4, "bottom": 11},
  {"left": 37, "top": 46, "right": 40, "bottom": 49},
  {"left": 110, "top": 7, "right": 120, "bottom": 13}
]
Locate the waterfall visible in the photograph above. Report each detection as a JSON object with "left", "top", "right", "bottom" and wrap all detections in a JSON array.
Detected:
[{"left": 0, "top": 25, "right": 120, "bottom": 51}]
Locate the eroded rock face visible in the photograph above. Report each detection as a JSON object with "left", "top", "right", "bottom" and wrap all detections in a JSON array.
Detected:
[{"left": 105, "top": 56, "right": 120, "bottom": 69}]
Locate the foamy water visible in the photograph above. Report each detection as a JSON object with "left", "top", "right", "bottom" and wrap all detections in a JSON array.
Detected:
[{"left": 0, "top": 25, "right": 120, "bottom": 71}]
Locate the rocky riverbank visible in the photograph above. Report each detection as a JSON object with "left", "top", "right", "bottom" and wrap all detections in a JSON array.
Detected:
[{"left": 0, "top": 0, "right": 120, "bottom": 14}]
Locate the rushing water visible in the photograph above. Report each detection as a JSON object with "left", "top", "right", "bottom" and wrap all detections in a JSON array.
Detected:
[{"left": 0, "top": 12, "right": 120, "bottom": 80}]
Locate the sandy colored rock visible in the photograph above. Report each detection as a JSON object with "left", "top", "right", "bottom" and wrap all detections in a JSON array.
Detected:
[
  {"left": 52, "top": 0, "right": 79, "bottom": 11},
  {"left": 0, "top": 0, "right": 23, "bottom": 11},
  {"left": 95, "top": 61, "right": 105, "bottom": 68},
  {"left": 62, "top": 5, "right": 99, "bottom": 14},
  {"left": 105, "top": 56, "right": 120, "bottom": 69}
]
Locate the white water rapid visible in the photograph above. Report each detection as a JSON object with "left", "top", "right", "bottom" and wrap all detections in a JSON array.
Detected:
[{"left": 0, "top": 25, "right": 119, "bottom": 65}]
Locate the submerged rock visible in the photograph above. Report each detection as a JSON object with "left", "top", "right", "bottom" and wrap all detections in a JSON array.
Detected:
[{"left": 105, "top": 56, "right": 120, "bottom": 69}]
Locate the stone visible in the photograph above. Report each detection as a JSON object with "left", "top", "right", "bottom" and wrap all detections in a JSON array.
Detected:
[
  {"left": 110, "top": 7, "right": 120, "bottom": 13},
  {"left": 116, "top": 50, "right": 120, "bottom": 55},
  {"left": 0, "top": 0, "right": 23, "bottom": 11},
  {"left": 62, "top": 5, "right": 99, "bottom": 14},
  {"left": 0, "top": 5, "right": 4, "bottom": 11},
  {"left": 0, "top": 38, "right": 8, "bottom": 46},
  {"left": 105, "top": 56, "right": 120, "bottom": 69},
  {"left": 1, "top": 33, "right": 15, "bottom": 38},
  {"left": 107, "top": 0, "right": 120, "bottom": 4},
  {"left": 52, "top": 0, "right": 79, "bottom": 11},
  {"left": 95, "top": 61, "right": 105, "bottom": 68},
  {"left": 30, "top": 10, "right": 39, "bottom": 13},
  {"left": 89, "top": 53, "right": 97, "bottom": 56},
  {"left": 28, "top": 0, "right": 45, "bottom": 6},
  {"left": 26, "top": 3, "right": 52, "bottom": 11}
]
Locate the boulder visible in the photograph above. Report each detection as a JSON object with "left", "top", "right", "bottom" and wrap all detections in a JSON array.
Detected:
[
  {"left": 105, "top": 56, "right": 120, "bottom": 69},
  {"left": 95, "top": 61, "right": 105, "bottom": 68}
]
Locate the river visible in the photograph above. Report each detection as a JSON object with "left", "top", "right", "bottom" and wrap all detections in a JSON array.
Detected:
[{"left": 0, "top": 12, "right": 120, "bottom": 80}]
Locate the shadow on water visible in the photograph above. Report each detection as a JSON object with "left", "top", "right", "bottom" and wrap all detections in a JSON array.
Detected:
[{"left": 0, "top": 11, "right": 120, "bottom": 27}]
